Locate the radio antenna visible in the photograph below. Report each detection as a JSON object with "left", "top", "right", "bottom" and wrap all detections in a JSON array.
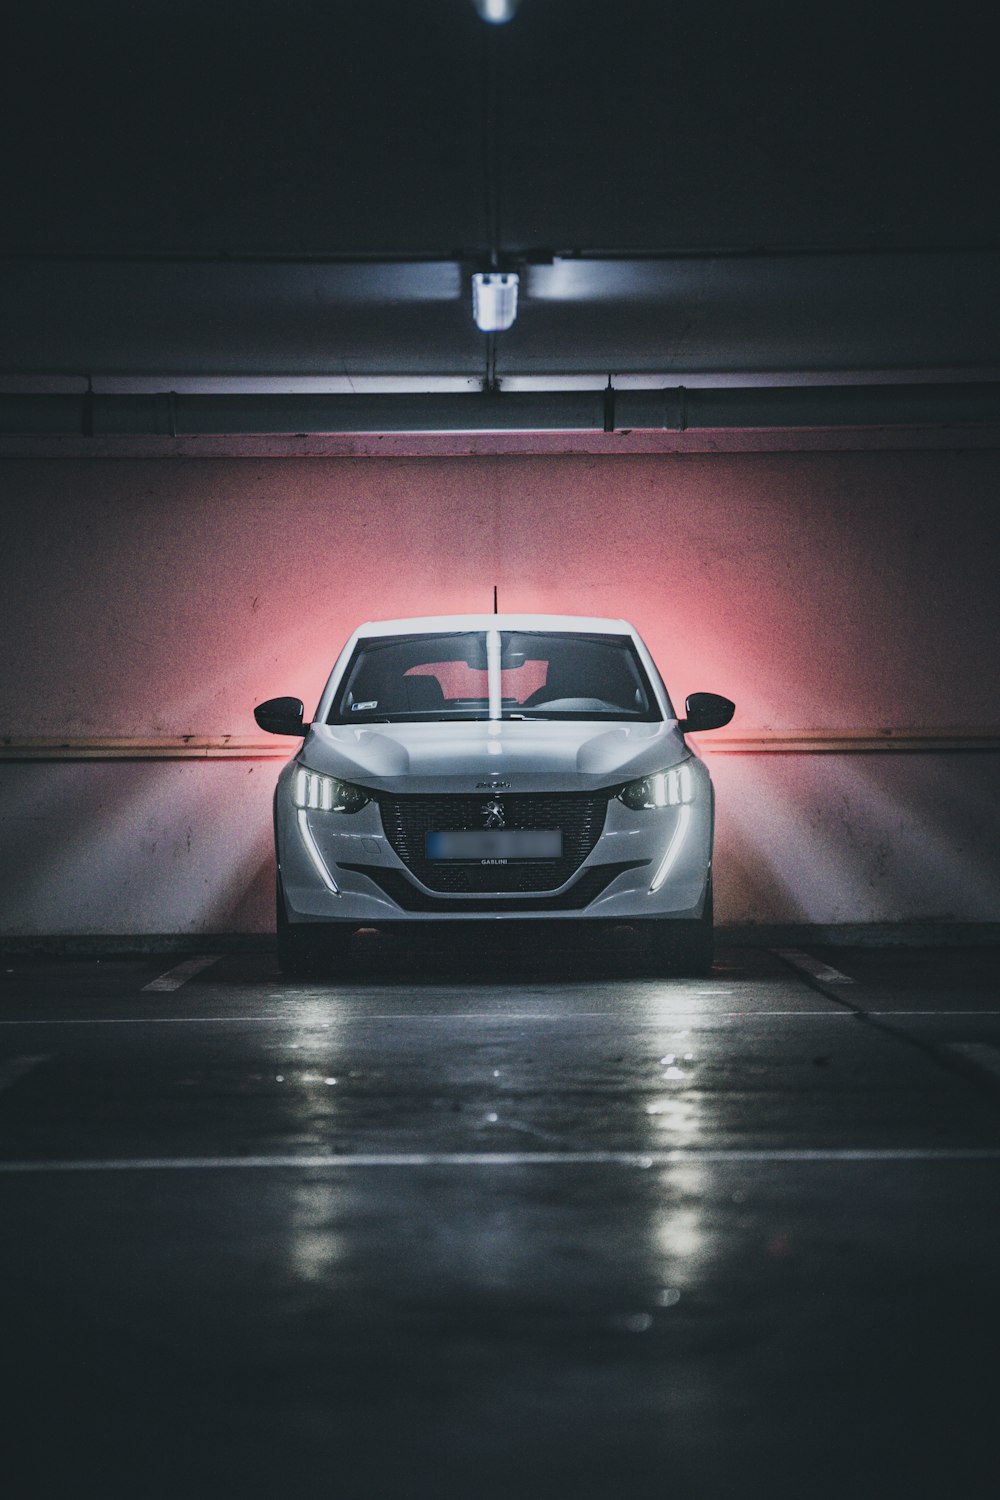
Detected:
[{"left": 493, "top": 584, "right": 498, "bottom": 614}]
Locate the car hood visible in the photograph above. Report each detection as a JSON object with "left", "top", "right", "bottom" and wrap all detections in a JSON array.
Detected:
[{"left": 297, "top": 719, "right": 689, "bottom": 794}]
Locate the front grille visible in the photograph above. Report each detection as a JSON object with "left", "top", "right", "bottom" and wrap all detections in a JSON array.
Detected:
[
  {"left": 338, "top": 861, "right": 648, "bottom": 912},
  {"left": 373, "top": 791, "right": 612, "bottom": 893}
]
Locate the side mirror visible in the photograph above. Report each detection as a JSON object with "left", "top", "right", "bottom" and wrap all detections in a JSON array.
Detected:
[
  {"left": 254, "top": 696, "right": 310, "bottom": 736},
  {"left": 679, "top": 692, "right": 735, "bottom": 733}
]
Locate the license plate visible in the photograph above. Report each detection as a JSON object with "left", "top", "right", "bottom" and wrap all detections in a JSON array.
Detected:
[{"left": 425, "top": 830, "right": 563, "bottom": 861}]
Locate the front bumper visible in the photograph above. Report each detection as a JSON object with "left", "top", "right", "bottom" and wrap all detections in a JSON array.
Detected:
[{"left": 276, "top": 767, "right": 713, "bottom": 926}]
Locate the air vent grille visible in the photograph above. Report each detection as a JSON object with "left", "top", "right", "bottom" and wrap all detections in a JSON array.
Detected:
[{"left": 374, "top": 791, "right": 611, "bottom": 893}]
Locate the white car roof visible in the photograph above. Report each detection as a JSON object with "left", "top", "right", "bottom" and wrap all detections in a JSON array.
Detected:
[{"left": 354, "top": 614, "right": 635, "bottom": 636}]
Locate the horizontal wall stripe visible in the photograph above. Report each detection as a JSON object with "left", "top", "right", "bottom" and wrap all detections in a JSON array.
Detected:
[
  {"left": 701, "top": 728, "right": 1000, "bottom": 754},
  {"left": 2, "top": 425, "right": 1000, "bottom": 460},
  {"left": 0, "top": 737, "right": 292, "bottom": 761},
  {"left": 2, "top": 729, "right": 999, "bottom": 761}
]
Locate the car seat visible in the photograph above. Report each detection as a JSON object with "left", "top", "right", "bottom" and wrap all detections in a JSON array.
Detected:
[{"left": 403, "top": 675, "right": 446, "bottom": 713}]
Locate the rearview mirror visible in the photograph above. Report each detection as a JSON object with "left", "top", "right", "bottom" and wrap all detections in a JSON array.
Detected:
[
  {"left": 679, "top": 692, "right": 735, "bottom": 733},
  {"left": 254, "top": 696, "right": 310, "bottom": 736}
]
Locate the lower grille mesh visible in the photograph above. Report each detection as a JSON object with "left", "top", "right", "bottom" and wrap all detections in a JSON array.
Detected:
[
  {"left": 339, "top": 862, "right": 647, "bottom": 912},
  {"left": 374, "top": 791, "right": 611, "bottom": 893}
]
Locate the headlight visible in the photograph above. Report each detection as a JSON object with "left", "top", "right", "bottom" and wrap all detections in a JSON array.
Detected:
[
  {"left": 292, "top": 766, "right": 370, "bottom": 813},
  {"left": 618, "top": 763, "right": 694, "bottom": 810}
]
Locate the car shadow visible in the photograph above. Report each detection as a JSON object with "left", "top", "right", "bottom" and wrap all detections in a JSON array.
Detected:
[{"left": 279, "top": 922, "right": 717, "bottom": 984}]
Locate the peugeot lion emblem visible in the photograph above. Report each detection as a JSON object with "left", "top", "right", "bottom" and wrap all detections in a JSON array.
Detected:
[{"left": 482, "top": 798, "right": 506, "bottom": 829}]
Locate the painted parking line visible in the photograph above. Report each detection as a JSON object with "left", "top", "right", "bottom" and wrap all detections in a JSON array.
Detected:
[
  {"left": 2, "top": 1147, "right": 1000, "bottom": 1174},
  {"left": 869, "top": 1011, "right": 1000, "bottom": 1017},
  {"left": 947, "top": 1043, "right": 1000, "bottom": 1083},
  {"left": 0, "top": 1055, "right": 50, "bottom": 1095},
  {"left": 775, "top": 949, "right": 856, "bottom": 984},
  {"left": 141, "top": 954, "right": 224, "bottom": 992},
  {"left": 0, "top": 1010, "right": 860, "bottom": 1027}
]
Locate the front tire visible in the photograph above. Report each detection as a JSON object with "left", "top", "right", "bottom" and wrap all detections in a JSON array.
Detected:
[
  {"left": 645, "top": 879, "right": 714, "bottom": 977},
  {"left": 276, "top": 876, "right": 354, "bottom": 977}
]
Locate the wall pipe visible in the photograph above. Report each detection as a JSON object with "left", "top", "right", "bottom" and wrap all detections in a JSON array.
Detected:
[{"left": 1, "top": 383, "right": 999, "bottom": 435}]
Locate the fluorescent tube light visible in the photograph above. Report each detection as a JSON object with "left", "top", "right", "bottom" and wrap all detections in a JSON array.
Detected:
[
  {"left": 472, "top": 272, "right": 519, "bottom": 332},
  {"left": 472, "top": 0, "right": 522, "bottom": 22}
]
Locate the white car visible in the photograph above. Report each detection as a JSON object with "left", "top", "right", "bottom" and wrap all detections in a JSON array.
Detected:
[{"left": 254, "top": 614, "right": 733, "bottom": 976}]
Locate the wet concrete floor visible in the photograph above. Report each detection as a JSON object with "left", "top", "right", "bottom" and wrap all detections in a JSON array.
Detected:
[{"left": 2, "top": 938, "right": 999, "bottom": 1498}]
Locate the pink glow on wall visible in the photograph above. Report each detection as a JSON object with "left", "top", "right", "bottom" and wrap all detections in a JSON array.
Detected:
[
  {"left": 5, "top": 451, "right": 997, "bottom": 739},
  {"left": 2, "top": 449, "right": 999, "bottom": 933}
]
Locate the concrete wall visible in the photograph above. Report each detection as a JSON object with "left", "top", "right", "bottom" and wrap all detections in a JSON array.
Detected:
[{"left": 2, "top": 449, "right": 999, "bottom": 937}]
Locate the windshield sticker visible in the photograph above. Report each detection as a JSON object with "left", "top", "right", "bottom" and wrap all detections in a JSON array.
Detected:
[{"left": 352, "top": 700, "right": 379, "bottom": 712}]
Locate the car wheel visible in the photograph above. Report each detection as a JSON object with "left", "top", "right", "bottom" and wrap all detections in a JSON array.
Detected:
[
  {"left": 646, "top": 879, "right": 714, "bottom": 977},
  {"left": 276, "top": 876, "right": 353, "bottom": 977}
]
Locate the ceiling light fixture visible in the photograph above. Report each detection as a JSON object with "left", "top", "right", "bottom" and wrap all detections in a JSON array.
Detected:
[
  {"left": 472, "top": 0, "right": 522, "bottom": 22},
  {"left": 472, "top": 272, "right": 519, "bottom": 332}
]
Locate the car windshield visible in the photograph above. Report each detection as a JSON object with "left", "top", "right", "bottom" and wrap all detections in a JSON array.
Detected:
[{"left": 327, "top": 630, "right": 662, "bottom": 723}]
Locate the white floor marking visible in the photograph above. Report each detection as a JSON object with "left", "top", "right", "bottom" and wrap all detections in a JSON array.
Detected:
[
  {"left": 141, "top": 955, "right": 223, "bottom": 992},
  {"left": 2, "top": 1147, "right": 1000, "bottom": 1174},
  {"left": 947, "top": 1043, "right": 1000, "bottom": 1081},
  {"left": 870, "top": 1011, "right": 1000, "bottom": 1017},
  {"left": 775, "top": 949, "right": 856, "bottom": 984},
  {"left": 0, "top": 1010, "right": 858, "bottom": 1027},
  {"left": 0, "top": 1055, "right": 50, "bottom": 1094}
]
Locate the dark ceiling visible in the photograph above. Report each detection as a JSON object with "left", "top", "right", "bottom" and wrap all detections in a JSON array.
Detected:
[{"left": 1, "top": 0, "right": 998, "bottom": 423}]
